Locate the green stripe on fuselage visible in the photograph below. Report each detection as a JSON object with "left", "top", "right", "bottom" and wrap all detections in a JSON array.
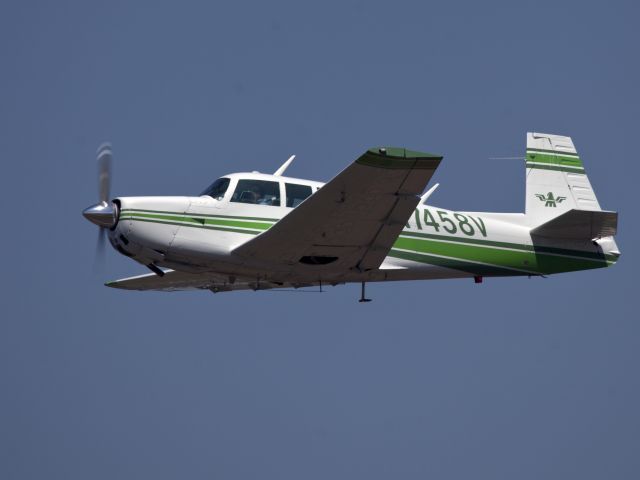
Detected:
[
  {"left": 121, "top": 211, "right": 274, "bottom": 230},
  {"left": 119, "top": 216, "right": 263, "bottom": 235},
  {"left": 119, "top": 210, "right": 613, "bottom": 276},
  {"left": 392, "top": 236, "right": 610, "bottom": 275},
  {"left": 399, "top": 231, "right": 616, "bottom": 262},
  {"left": 120, "top": 208, "right": 279, "bottom": 222},
  {"left": 389, "top": 249, "right": 531, "bottom": 276}
]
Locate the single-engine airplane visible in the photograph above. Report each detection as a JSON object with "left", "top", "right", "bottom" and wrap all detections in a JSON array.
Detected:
[{"left": 83, "top": 132, "right": 620, "bottom": 301}]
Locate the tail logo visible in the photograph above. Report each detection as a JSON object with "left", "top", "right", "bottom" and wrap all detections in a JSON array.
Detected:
[{"left": 535, "top": 192, "right": 567, "bottom": 208}]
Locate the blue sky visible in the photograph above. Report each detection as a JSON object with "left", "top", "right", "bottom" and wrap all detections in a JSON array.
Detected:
[{"left": 1, "top": 1, "right": 639, "bottom": 479}]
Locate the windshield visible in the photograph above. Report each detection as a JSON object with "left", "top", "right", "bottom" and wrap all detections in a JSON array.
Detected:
[{"left": 200, "top": 178, "right": 230, "bottom": 200}]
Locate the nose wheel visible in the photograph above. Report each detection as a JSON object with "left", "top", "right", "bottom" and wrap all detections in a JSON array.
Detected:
[{"left": 359, "top": 282, "right": 372, "bottom": 303}]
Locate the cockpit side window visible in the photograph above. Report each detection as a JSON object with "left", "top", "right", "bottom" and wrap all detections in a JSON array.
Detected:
[
  {"left": 231, "top": 179, "right": 281, "bottom": 206},
  {"left": 285, "top": 183, "right": 312, "bottom": 208},
  {"left": 201, "top": 178, "right": 230, "bottom": 200}
]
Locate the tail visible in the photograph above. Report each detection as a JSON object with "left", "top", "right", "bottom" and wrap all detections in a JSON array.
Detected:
[
  {"left": 525, "top": 132, "right": 620, "bottom": 259},
  {"left": 526, "top": 132, "right": 603, "bottom": 220}
]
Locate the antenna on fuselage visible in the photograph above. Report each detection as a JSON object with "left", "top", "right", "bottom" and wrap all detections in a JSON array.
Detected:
[
  {"left": 420, "top": 183, "right": 439, "bottom": 204},
  {"left": 274, "top": 155, "right": 296, "bottom": 176}
]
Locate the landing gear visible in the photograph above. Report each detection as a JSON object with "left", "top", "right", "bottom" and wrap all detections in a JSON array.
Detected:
[
  {"left": 359, "top": 281, "right": 372, "bottom": 303},
  {"left": 146, "top": 263, "right": 165, "bottom": 277}
]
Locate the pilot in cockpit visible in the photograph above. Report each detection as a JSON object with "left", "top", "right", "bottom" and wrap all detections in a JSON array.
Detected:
[
  {"left": 251, "top": 186, "right": 277, "bottom": 205},
  {"left": 235, "top": 181, "right": 279, "bottom": 205},
  {"left": 247, "top": 185, "right": 264, "bottom": 204}
]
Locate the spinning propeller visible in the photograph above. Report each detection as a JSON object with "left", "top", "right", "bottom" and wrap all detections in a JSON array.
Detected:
[{"left": 83, "top": 143, "right": 119, "bottom": 261}]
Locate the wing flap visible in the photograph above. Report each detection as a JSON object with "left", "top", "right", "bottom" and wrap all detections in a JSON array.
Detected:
[
  {"left": 106, "top": 270, "right": 231, "bottom": 292},
  {"left": 105, "top": 270, "right": 312, "bottom": 293}
]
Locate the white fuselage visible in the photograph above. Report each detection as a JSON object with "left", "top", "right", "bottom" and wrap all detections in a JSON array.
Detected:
[{"left": 108, "top": 171, "right": 617, "bottom": 286}]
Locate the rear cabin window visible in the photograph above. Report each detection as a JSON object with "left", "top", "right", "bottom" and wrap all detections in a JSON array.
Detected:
[
  {"left": 201, "top": 178, "right": 230, "bottom": 200},
  {"left": 285, "top": 183, "right": 312, "bottom": 208},
  {"left": 231, "top": 179, "right": 281, "bottom": 206}
]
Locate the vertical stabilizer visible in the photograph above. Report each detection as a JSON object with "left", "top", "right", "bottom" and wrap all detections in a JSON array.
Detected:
[{"left": 525, "top": 132, "right": 602, "bottom": 225}]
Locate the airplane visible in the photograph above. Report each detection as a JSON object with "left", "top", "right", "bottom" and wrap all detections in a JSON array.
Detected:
[{"left": 82, "top": 132, "right": 620, "bottom": 302}]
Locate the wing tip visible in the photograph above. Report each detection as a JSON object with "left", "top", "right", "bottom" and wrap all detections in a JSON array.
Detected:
[
  {"left": 370, "top": 146, "right": 442, "bottom": 158},
  {"left": 104, "top": 280, "right": 125, "bottom": 289},
  {"left": 358, "top": 147, "right": 442, "bottom": 169}
]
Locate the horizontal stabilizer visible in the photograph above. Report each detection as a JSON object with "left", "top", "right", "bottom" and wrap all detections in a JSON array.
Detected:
[{"left": 531, "top": 209, "right": 618, "bottom": 240}]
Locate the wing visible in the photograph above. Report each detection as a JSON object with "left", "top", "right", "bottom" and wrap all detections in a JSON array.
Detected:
[
  {"left": 233, "top": 147, "right": 442, "bottom": 271},
  {"left": 106, "top": 270, "right": 313, "bottom": 292},
  {"left": 535, "top": 194, "right": 546, "bottom": 200}
]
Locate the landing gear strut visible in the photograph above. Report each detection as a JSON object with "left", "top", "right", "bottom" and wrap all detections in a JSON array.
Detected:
[{"left": 359, "top": 281, "right": 372, "bottom": 303}]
